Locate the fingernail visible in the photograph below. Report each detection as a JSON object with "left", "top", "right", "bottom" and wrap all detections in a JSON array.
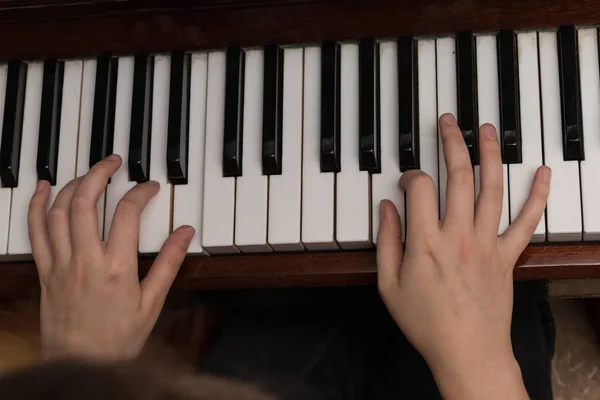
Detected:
[
  {"left": 379, "top": 200, "right": 387, "bottom": 222},
  {"left": 106, "top": 154, "right": 120, "bottom": 162},
  {"left": 36, "top": 180, "right": 47, "bottom": 193},
  {"left": 482, "top": 124, "right": 497, "bottom": 140},
  {"left": 379, "top": 200, "right": 393, "bottom": 222},
  {"left": 182, "top": 226, "right": 195, "bottom": 238},
  {"left": 540, "top": 166, "right": 551, "bottom": 183},
  {"left": 441, "top": 113, "right": 457, "bottom": 126}
]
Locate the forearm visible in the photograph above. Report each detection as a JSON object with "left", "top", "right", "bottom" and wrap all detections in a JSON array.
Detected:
[{"left": 431, "top": 354, "right": 529, "bottom": 400}]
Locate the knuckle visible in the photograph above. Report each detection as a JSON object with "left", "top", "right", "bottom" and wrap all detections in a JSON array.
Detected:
[
  {"left": 455, "top": 231, "right": 475, "bottom": 262},
  {"left": 481, "top": 144, "right": 501, "bottom": 161},
  {"left": 409, "top": 173, "right": 435, "bottom": 192},
  {"left": 105, "top": 270, "right": 125, "bottom": 286},
  {"left": 422, "top": 230, "right": 440, "bottom": 249},
  {"left": 28, "top": 196, "right": 43, "bottom": 214},
  {"left": 450, "top": 167, "right": 473, "bottom": 186},
  {"left": 70, "top": 195, "right": 92, "bottom": 216},
  {"left": 116, "top": 198, "right": 139, "bottom": 219},
  {"left": 164, "top": 251, "right": 181, "bottom": 268},
  {"left": 91, "top": 159, "right": 111, "bottom": 171},
  {"left": 480, "top": 181, "right": 504, "bottom": 203},
  {"left": 441, "top": 124, "right": 462, "bottom": 140},
  {"left": 531, "top": 187, "right": 549, "bottom": 204},
  {"left": 48, "top": 206, "right": 68, "bottom": 224}
]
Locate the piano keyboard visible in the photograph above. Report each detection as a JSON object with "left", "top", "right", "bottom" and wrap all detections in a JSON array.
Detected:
[{"left": 0, "top": 26, "right": 598, "bottom": 256}]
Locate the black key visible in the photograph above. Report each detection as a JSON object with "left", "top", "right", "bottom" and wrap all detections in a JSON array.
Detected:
[
  {"left": 558, "top": 25, "right": 584, "bottom": 161},
  {"left": 90, "top": 56, "right": 118, "bottom": 169},
  {"left": 262, "top": 45, "right": 284, "bottom": 175},
  {"left": 223, "top": 46, "right": 245, "bottom": 177},
  {"left": 397, "top": 36, "right": 419, "bottom": 171},
  {"left": 129, "top": 54, "right": 154, "bottom": 183},
  {"left": 36, "top": 60, "right": 64, "bottom": 185},
  {"left": 0, "top": 61, "right": 27, "bottom": 188},
  {"left": 456, "top": 31, "right": 478, "bottom": 165},
  {"left": 167, "top": 52, "right": 191, "bottom": 185},
  {"left": 358, "top": 38, "right": 381, "bottom": 173},
  {"left": 320, "top": 41, "right": 341, "bottom": 173},
  {"left": 497, "top": 30, "right": 521, "bottom": 164}
]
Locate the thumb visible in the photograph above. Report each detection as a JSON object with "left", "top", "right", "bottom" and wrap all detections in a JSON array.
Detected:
[
  {"left": 376, "top": 200, "right": 404, "bottom": 288},
  {"left": 141, "top": 226, "right": 195, "bottom": 318}
]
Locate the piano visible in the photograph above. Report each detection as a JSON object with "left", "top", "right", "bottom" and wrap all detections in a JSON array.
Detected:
[{"left": 1, "top": 0, "right": 600, "bottom": 300}]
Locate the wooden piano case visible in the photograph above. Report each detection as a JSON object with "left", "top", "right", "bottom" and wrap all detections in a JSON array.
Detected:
[{"left": 0, "top": 0, "right": 600, "bottom": 300}]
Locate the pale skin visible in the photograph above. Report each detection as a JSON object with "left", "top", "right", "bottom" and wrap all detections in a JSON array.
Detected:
[{"left": 28, "top": 113, "right": 550, "bottom": 399}]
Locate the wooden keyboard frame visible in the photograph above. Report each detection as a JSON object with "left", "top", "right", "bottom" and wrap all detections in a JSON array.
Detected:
[{"left": 0, "top": 0, "right": 599, "bottom": 298}]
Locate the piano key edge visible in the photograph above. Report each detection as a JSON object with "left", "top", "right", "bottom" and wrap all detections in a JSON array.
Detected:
[{"left": 2, "top": 243, "right": 600, "bottom": 299}]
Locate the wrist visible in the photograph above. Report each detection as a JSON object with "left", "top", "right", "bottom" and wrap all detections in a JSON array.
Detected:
[{"left": 431, "top": 352, "right": 529, "bottom": 400}]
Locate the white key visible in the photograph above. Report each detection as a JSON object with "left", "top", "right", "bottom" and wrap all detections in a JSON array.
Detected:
[
  {"left": 104, "top": 56, "right": 136, "bottom": 240},
  {"left": 174, "top": 53, "right": 208, "bottom": 254},
  {"left": 0, "top": 65, "right": 10, "bottom": 254},
  {"left": 418, "top": 39, "right": 440, "bottom": 220},
  {"left": 139, "top": 55, "right": 172, "bottom": 253},
  {"left": 476, "top": 34, "right": 510, "bottom": 234},
  {"left": 337, "top": 43, "right": 371, "bottom": 249},
  {"left": 235, "top": 49, "right": 271, "bottom": 252},
  {"left": 578, "top": 28, "right": 600, "bottom": 241},
  {"left": 8, "top": 62, "right": 43, "bottom": 255},
  {"left": 301, "top": 46, "right": 337, "bottom": 250},
  {"left": 202, "top": 51, "right": 238, "bottom": 254},
  {"left": 539, "top": 31, "right": 582, "bottom": 241},
  {"left": 436, "top": 37, "right": 456, "bottom": 219},
  {"left": 511, "top": 32, "right": 545, "bottom": 242},
  {"left": 268, "top": 48, "right": 304, "bottom": 251},
  {"left": 372, "top": 40, "right": 404, "bottom": 243},
  {"left": 76, "top": 59, "right": 105, "bottom": 239},
  {"left": 50, "top": 61, "right": 83, "bottom": 209}
]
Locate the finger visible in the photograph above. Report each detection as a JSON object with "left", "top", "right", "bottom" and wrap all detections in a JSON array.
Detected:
[
  {"left": 399, "top": 170, "right": 439, "bottom": 240},
  {"left": 106, "top": 181, "right": 160, "bottom": 264},
  {"left": 28, "top": 181, "right": 52, "bottom": 279},
  {"left": 474, "top": 124, "right": 504, "bottom": 237},
  {"left": 376, "top": 200, "right": 404, "bottom": 291},
  {"left": 69, "top": 155, "right": 122, "bottom": 257},
  {"left": 46, "top": 177, "right": 82, "bottom": 262},
  {"left": 499, "top": 166, "right": 551, "bottom": 262},
  {"left": 439, "top": 113, "right": 474, "bottom": 229},
  {"left": 140, "top": 226, "right": 194, "bottom": 318}
]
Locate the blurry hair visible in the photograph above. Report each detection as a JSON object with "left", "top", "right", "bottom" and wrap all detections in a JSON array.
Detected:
[{"left": 0, "top": 358, "right": 276, "bottom": 400}]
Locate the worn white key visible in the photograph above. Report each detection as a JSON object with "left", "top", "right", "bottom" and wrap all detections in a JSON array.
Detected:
[
  {"left": 337, "top": 43, "right": 371, "bottom": 249},
  {"left": 8, "top": 63, "right": 43, "bottom": 254},
  {"left": 76, "top": 59, "right": 105, "bottom": 239},
  {"left": 301, "top": 46, "right": 337, "bottom": 250},
  {"left": 139, "top": 55, "right": 172, "bottom": 253},
  {"left": 539, "top": 31, "right": 582, "bottom": 241},
  {"left": 173, "top": 53, "right": 208, "bottom": 254},
  {"left": 104, "top": 57, "right": 136, "bottom": 240},
  {"left": 372, "top": 40, "right": 404, "bottom": 243},
  {"left": 511, "top": 32, "right": 545, "bottom": 242},
  {"left": 268, "top": 48, "right": 304, "bottom": 251},
  {"left": 578, "top": 28, "right": 600, "bottom": 241},
  {"left": 0, "top": 65, "right": 10, "bottom": 254},
  {"left": 418, "top": 38, "right": 440, "bottom": 221},
  {"left": 436, "top": 37, "right": 456, "bottom": 219},
  {"left": 476, "top": 34, "right": 510, "bottom": 235},
  {"left": 202, "top": 51, "right": 238, "bottom": 254},
  {"left": 235, "top": 49, "right": 271, "bottom": 252}
]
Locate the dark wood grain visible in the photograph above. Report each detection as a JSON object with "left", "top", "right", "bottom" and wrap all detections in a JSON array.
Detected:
[
  {"left": 0, "top": 0, "right": 598, "bottom": 60},
  {"left": 2, "top": 244, "right": 600, "bottom": 300}
]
